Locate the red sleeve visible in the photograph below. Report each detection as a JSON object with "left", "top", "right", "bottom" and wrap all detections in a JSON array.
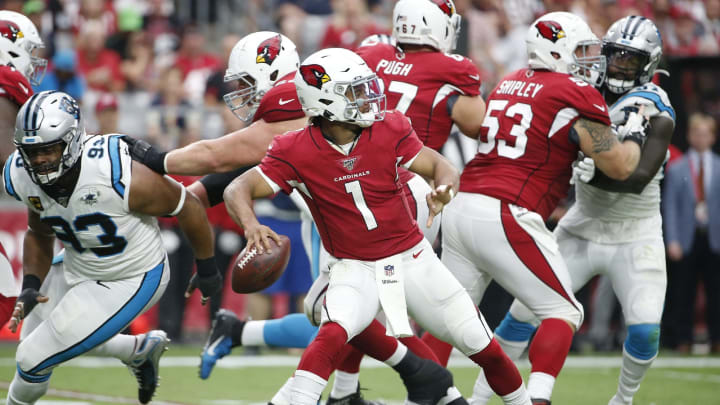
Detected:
[
  {"left": 446, "top": 55, "right": 482, "bottom": 97},
  {"left": 253, "top": 80, "right": 305, "bottom": 123},
  {"left": 0, "top": 66, "right": 32, "bottom": 106},
  {"left": 562, "top": 77, "right": 611, "bottom": 125},
  {"left": 258, "top": 134, "right": 301, "bottom": 194},
  {"left": 386, "top": 111, "right": 423, "bottom": 165}
]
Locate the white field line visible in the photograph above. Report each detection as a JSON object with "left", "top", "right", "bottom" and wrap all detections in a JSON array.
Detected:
[
  {"left": 1, "top": 355, "right": 720, "bottom": 369},
  {"left": 659, "top": 370, "right": 720, "bottom": 383},
  {"left": 0, "top": 381, "right": 187, "bottom": 405}
]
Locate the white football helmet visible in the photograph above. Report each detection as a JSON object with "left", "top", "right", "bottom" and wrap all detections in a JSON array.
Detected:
[
  {"left": 602, "top": 16, "right": 663, "bottom": 94},
  {"left": 294, "top": 48, "right": 385, "bottom": 128},
  {"left": 359, "top": 33, "right": 397, "bottom": 48},
  {"left": 14, "top": 91, "right": 85, "bottom": 185},
  {"left": 392, "top": 0, "right": 461, "bottom": 53},
  {"left": 0, "top": 10, "right": 46, "bottom": 85},
  {"left": 526, "top": 12, "right": 606, "bottom": 86},
  {"left": 224, "top": 31, "right": 299, "bottom": 122}
]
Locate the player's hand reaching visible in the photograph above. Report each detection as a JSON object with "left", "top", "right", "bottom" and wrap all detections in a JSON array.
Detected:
[
  {"left": 9, "top": 280, "right": 48, "bottom": 333},
  {"left": 185, "top": 258, "right": 223, "bottom": 305},
  {"left": 244, "top": 223, "right": 283, "bottom": 255},
  {"left": 617, "top": 105, "right": 648, "bottom": 146},
  {"left": 122, "top": 135, "right": 168, "bottom": 175},
  {"left": 426, "top": 184, "right": 455, "bottom": 227},
  {"left": 571, "top": 156, "right": 596, "bottom": 184}
]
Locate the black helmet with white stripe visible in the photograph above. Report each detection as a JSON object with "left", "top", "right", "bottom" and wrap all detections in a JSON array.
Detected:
[
  {"left": 602, "top": 16, "right": 662, "bottom": 94},
  {"left": 14, "top": 91, "right": 84, "bottom": 185}
]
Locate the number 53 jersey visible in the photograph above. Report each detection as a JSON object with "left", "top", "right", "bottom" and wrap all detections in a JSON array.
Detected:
[{"left": 4, "top": 134, "right": 166, "bottom": 284}]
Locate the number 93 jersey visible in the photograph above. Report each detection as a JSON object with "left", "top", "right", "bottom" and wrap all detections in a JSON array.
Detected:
[{"left": 4, "top": 134, "right": 166, "bottom": 284}]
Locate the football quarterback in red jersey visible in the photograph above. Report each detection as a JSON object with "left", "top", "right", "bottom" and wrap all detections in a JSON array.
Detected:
[
  {"left": 224, "top": 47, "right": 533, "bottom": 405},
  {"left": 0, "top": 10, "right": 46, "bottom": 328},
  {"left": 439, "top": 12, "right": 647, "bottom": 405},
  {"left": 126, "top": 31, "right": 456, "bottom": 405}
]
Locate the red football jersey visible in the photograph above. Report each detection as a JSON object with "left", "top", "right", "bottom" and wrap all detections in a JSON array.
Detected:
[
  {"left": 0, "top": 65, "right": 32, "bottom": 106},
  {"left": 253, "top": 72, "right": 305, "bottom": 123},
  {"left": 259, "top": 110, "right": 424, "bottom": 260},
  {"left": 460, "top": 69, "right": 611, "bottom": 220},
  {"left": 356, "top": 43, "right": 482, "bottom": 151}
]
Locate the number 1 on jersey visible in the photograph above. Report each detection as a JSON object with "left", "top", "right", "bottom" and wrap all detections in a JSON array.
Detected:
[{"left": 345, "top": 180, "right": 378, "bottom": 230}]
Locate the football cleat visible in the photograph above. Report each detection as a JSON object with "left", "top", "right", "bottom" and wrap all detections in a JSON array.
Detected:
[
  {"left": 125, "top": 330, "right": 170, "bottom": 404},
  {"left": 199, "top": 308, "right": 244, "bottom": 379},
  {"left": 401, "top": 358, "right": 454, "bottom": 405},
  {"left": 531, "top": 399, "right": 551, "bottom": 405},
  {"left": 326, "top": 383, "right": 385, "bottom": 405}
]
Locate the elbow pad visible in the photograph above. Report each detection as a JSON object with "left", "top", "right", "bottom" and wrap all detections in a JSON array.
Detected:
[{"left": 199, "top": 166, "right": 255, "bottom": 207}]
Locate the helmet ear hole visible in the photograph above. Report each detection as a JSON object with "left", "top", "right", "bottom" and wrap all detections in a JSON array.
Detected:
[
  {"left": 551, "top": 51, "right": 561, "bottom": 60},
  {"left": 270, "top": 70, "right": 278, "bottom": 81}
]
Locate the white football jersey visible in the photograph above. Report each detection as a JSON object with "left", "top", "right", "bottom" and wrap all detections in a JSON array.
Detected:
[
  {"left": 559, "top": 83, "right": 675, "bottom": 243},
  {"left": 3, "top": 134, "right": 166, "bottom": 284}
]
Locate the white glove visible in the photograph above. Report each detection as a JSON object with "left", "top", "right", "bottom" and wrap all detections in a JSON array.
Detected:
[
  {"left": 616, "top": 105, "right": 648, "bottom": 145},
  {"left": 571, "top": 156, "right": 596, "bottom": 184}
]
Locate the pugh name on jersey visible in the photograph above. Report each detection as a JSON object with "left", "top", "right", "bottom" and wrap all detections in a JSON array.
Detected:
[{"left": 375, "top": 60, "right": 413, "bottom": 76}]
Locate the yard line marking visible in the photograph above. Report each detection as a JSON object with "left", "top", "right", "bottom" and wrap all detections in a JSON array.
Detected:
[
  {"left": 1, "top": 355, "right": 719, "bottom": 369},
  {"left": 0, "top": 382, "right": 188, "bottom": 405},
  {"left": 659, "top": 370, "right": 720, "bottom": 383}
]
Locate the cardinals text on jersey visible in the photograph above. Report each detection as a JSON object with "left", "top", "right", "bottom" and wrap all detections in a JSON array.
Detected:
[{"left": 257, "top": 110, "right": 424, "bottom": 260}]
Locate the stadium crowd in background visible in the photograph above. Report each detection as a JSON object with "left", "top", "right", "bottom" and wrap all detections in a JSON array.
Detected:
[{"left": 0, "top": 0, "right": 719, "bottom": 353}]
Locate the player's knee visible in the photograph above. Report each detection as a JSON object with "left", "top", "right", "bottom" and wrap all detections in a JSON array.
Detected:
[
  {"left": 495, "top": 312, "right": 537, "bottom": 342},
  {"left": 303, "top": 293, "right": 323, "bottom": 327},
  {"left": 451, "top": 314, "right": 492, "bottom": 355},
  {"left": 625, "top": 324, "right": 660, "bottom": 360},
  {"left": 553, "top": 302, "right": 584, "bottom": 331}
]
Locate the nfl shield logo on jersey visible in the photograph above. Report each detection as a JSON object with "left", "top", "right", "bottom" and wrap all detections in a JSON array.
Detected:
[
  {"left": 384, "top": 265, "right": 394, "bottom": 277},
  {"left": 342, "top": 157, "right": 357, "bottom": 171}
]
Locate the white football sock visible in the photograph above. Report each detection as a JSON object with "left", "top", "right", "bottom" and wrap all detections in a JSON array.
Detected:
[
  {"left": 92, "top": 333, "right": 137, "bottom": 363},
  {"left": 609, "top": 348, "right": 656, "bottom": 405},
  {"left": 527, "top": 372, "right": 555, "bottom": 401},
  {"left": 470, "top": 335, "right": 529, "bottom": 405},
  {"left": 7, "top": 371, "right": 50, "bottom": 404},
  {"left": 330, "top": 371, "right": 359, "bottom": 399},
  {"left": 241, "top": 320, "right": 267, "bottom": 346},
  {"left": 384, "top": 343, "right": 408, "bottom": 366},
  {"left": 291, "top": 370, "right": 327, "bottom": 405},
  {"left": 501, "top": 385, "right": 531, "bottom": 405},
  {"left": 270, "top": 376, "right": 293, "bottom": 405}
]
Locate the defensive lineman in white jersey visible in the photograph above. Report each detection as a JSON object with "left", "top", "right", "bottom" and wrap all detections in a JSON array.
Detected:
[
  {"left": 3, "top": 91, "right": 223, "bottom": 405},
  {"left": 471, "top": 17, "right": 675, "bottom": 405}
]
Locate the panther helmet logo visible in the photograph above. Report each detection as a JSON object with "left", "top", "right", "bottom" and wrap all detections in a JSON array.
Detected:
[
  {"left": 256, "top": 34, "right": 282, "bottom": 65},
  {"left": 300, "top": 64, "right": 331, "bottom": 89},
  {"left": 535, "top": 20, "right": 566, "bottom": 43},
  {"left": 0, "top": 20, "right": 23, "bottom": 43}
]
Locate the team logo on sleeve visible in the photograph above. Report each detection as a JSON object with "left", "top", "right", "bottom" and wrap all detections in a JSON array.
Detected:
[
  {"left": 256, "top": 34, "right": 282, "bottom": 65},
  {"left": 0, "top": 20, "right": 24, "bottom": 43},
  {"left": 300, "top": 64, "right": 330, "bottom": 89},
  {"left": 535, "top": 21, "right": 566, "bottom": 43},
  {"left": 28, "top": 196, "right": 43, "bottom": 211}
]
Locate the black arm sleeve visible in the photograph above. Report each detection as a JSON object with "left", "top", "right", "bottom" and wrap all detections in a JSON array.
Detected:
[
  {"left": 199, "top": 166, "right": 255, "bottom": 206},
  {"left": 588, "top": 116, "right": 674, "bottom": 194}
]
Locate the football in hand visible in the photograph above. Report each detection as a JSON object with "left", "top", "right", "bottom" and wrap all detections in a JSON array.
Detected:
[{"left": 232, "top": 234, "right": 291, "bottom": 293}]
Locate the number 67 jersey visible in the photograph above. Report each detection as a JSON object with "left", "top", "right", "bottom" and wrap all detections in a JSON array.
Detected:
[
  {"left": 4, "top": 134, "right": 166, "bottom": 284},
  {"left": 460, "top": 69, "right": 611, "bottom": 220}
]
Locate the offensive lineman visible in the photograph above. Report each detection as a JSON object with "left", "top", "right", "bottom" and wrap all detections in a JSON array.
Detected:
[
  {"left": 438, "top": 12, "right": 650, "bottom": 405},
  {"left": 473, "top": 16, "right": 674, "bottom": 405},
  {"left": 4, "top": 91, "right": 223, "bottom": 404}
]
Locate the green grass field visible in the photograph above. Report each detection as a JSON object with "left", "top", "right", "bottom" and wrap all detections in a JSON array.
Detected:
[{"left": 0, "top": 344, "right": 718, "bottom": 405}]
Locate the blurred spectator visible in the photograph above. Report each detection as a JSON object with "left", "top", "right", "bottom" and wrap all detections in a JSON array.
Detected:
[
  {"left": 275, "top": 0, "right": 333, "bottom": 56},
  {"left": 174, "top": 24, "right": 220, "bottom": 104},
  {"left": 319, "top": 0, "right": 388, "bottom": 49},
  {"left": 95, "top": 92, "right": 118, "bottom": 134},
  {"left": 34, "top": 49, "right": 86, "bottom": 101},
  {"left": 146, "top": 66, "right": 200, "bottom": 150},
  {"left": 705, "top": 0, "right": 720, "bottom": 46},
  {"left": 107, "top": 8, "right": 154, "bottom": 92},
  {"left": 71, "top": 0, "right": 117, "bottom": 36},
  {"left": 663, "top": 4, "right": 719, "bottom": 55},
  {"left": 75, "top": 20, "right": 125, "bottom": 92},
  {"left": 204, "top": 33, "right": 244, "bottom": 134},
  {"left": 662, "top": 113, "right": 720, "bottom": 353}
]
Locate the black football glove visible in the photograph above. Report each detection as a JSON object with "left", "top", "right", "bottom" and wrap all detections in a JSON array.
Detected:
[
  {"left": 121, "top": 135, "right": 167, "bottom": 175},
  {"left": 10, "top": 275, "right": 46, "bottom": 329},
  {"left": 185, "top": 258, "right": 223, "bottom": 305}
]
